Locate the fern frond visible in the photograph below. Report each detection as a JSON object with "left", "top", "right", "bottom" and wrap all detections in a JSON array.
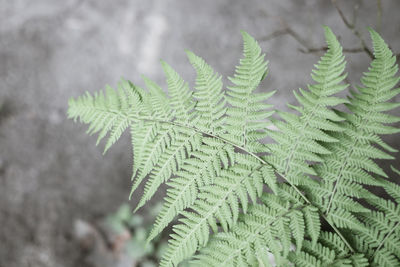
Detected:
[
  {"left": 307, "top": 29, "right": 400, "bottom": 228},
  {"left": 129, "top": 122, "right": 175, "bottom": 197},
  {"left": 146, "top": 37, "right": 277, "bottom": 248},
  {"left": 130, "top": 119, "right": 159, "bottom": 178},
  {"left": 161, "top": 60, "right": 195, "bottom": 123},
  {"left": 147, "top": 139, "right": 235, "bottom": 242},
  {"left": 224, "top": 31, "right": 275, "bottom": 150},
  {"left": 160, "top": 155, "right": 269, "bottom": 265},
  {"left": 128, "top": 77, "right": 176, "bottom": 194},
  {"left": 265, "top": 26, "right": 348, "bottom": 189},
  {"left": 68, "top": 80, "right": 144, "bottom": 153},
  {"left": 68, "top": 28, "right": 400, "bottom": 267},
  {"left": 288, "top": 238, "right": 369, "bottom": 267},
  {"left": 142, "top": 76, "right": 173, "bottom": 119},
  {"left": 134, "top": 130, "right": 202, "bottom": 211},
  {"left": 352, "top": 179, "right": 400, "bottom": 266},
  {"left": 384, "top": 167, "right": 400, "bottom": 202},
  {"left": 186, "top": 50, "right": 226, "bottom": 134},
  {"left": 128, "top": 75, "right": 199, "bottom": 208}
]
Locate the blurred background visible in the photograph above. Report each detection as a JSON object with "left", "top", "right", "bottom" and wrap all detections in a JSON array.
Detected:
[{"left": 1, "top": 0, "right": 399, "bottom": 266}]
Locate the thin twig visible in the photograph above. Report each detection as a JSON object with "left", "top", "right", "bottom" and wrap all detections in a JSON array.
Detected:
[
  {"left": 351, "top": 3, "right": 359, "bottom": 26},
  {"left": 321, "top": 213, "right": 355, "bottom": 253},
  {"left": 285, "top": 27, "right": 313, "bottom": 50},
  {"left": 299, "top": 46, "right": 364, "bottom": 54},
  {"left": 332, "top": 0, "right": 353, "bottom": 28},
  {"left": 376, "top": 0, "right": 382, "bottom": 33},
  {"left": 260, "top": 24, "right": 366, "bottom": 58},
  {"left": 259, "top": 17, "right": 313, "bottom": 48},
  {"left": 259, "top": 28, "right": 290, "bottom": 42},
  {"left": 261, "top": 3, "right": 398, "bottom": 61},
  {"left": 372, "top": 221, "right": 399, "bottom": 258},
  {"left": 260, "top": 26, "right": 312, "bottom": 51},
  {"left": 331, "top": 0, "right": 374, "bottom": 59}
]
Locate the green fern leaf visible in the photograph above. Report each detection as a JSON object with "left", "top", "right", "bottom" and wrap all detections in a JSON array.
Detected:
[
  {"left": 186, "top": 50, "right": 226, "bottom": 134},
  {"left": 289, "top": 210, "right": 305, "bottom": 252},
  {"left": 134, "top": 130, "right": 202, "bottom": 212},
  {"left": 161, "top": 60, "right": 195, "bottom": 123},
  {"left": 161, "top": 157, "right": 266, "bottom": 265},
  {"left": 68, "top": 81, "right": 143, "bottom": 153},
  {"left": 265, "top": 26, "right": 348, "bottom": 189},
  {"left": 147, "top": 140, "right": 234, "bottom": 242},
  {"left": 224, "top": 31, "right": 275, "bottom": 149},
  {"left": 307, "top": 29, "right": 400, "bottom": 230},
  {"left": 68, "top": 27, "right": 400, "bottom": 267},
  {"left": 193, "top": 184, "right": 316, "bottom": 266},
  {"left": 303, "top": 205, "right": 321, "bottom": 246}
]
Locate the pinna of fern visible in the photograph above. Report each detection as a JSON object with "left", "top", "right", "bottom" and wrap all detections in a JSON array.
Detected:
[
  {"left": 223, "top": 31, "right": 275, "bottom": 152},
  {"left": 348, "top": 167, "right": 400, "bottom": 267},
  {"left": 264, "top": 26, "right": 349, "bottom": 188},
  {"left": 68, "top": 26, "right": 400, "bottom": 267}
]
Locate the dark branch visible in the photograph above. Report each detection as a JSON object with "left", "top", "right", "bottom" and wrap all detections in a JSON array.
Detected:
[
  {"left": 331, "top": 0, "right": 374, "bottom": 59},
  {"left": 258, "top": 28, "right": 289, "bottom": 42},
  {"left": 299, "top": 46, "right": 365, "bottom": 54},
  {"left": 260, "top": 25, "right": 368, "bottom": 57},
  {"left": 376, "top": 0, "right": 382, "bottom": 32},
  {"left": 260, "top": 5, "right": 399, "bottom": 65}
]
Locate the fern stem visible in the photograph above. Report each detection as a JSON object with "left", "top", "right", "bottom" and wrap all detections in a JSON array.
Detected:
[
  {"left": 320, "top": 213, "right": 355, "bottom": 253},
  {"left": 372, "top": 220, "right": 400, "bottom": 258}
]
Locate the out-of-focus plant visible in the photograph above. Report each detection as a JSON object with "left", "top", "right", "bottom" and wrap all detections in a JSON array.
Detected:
[
  {"left": 106, "top": 203, "right": 164, "bottom": 266},
  {"left": 107, "top": 204, "right": 190, "bottom": 267}
]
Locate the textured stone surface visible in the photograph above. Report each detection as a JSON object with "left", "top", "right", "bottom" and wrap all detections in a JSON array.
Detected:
[{"left": 0, "top": 0, "right": 399, "bottom": 266}]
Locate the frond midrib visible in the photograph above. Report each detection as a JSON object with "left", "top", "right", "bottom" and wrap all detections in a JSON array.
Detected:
[
  {"left": 371, "top": 219, "right": 400, "bottom": 259},
  {"left": 325, "top": 140, "right": 356, "bottom": 214}
]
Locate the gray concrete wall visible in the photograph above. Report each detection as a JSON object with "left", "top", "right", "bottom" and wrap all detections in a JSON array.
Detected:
[{"left": 0, "top": 0, "right": 399, "bottom": 266}]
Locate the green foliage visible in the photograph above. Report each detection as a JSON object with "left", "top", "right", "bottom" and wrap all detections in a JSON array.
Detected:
[
  {"left": 224, "top": 31, "right": 275, "bottom": 151},
  {"left": 68, "top": 26, "right": 400, "bottom": 266},
  {"left": 107, "top": 203, "right": 190, "bottom": 267},
  {"left": 107, "top": 204, "right": 158, "bottom": 261},
  {"left": 351, "top": 172, "right": 400, "bottom": 267},
  {"left": 265, "top": 26, "right": 348, "bottom": 188},
  {"left": 305, "top": 29, "right": 400, "bottom": 233}
]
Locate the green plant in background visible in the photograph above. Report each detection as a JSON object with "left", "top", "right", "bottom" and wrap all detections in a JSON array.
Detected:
[
  {"left": 68, "top": 26, "right": 400, "bottom": 266},
  {"left": 107, "top": 203, "right": 163, "bottom": 266},
  {"left": 106, "top": 203, "right": 191, "bottom": 266}
]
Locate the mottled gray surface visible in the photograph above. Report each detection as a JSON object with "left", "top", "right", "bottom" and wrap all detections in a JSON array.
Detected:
[{"left": 0, "top": 0, "right": 399, "bottom": 266}]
